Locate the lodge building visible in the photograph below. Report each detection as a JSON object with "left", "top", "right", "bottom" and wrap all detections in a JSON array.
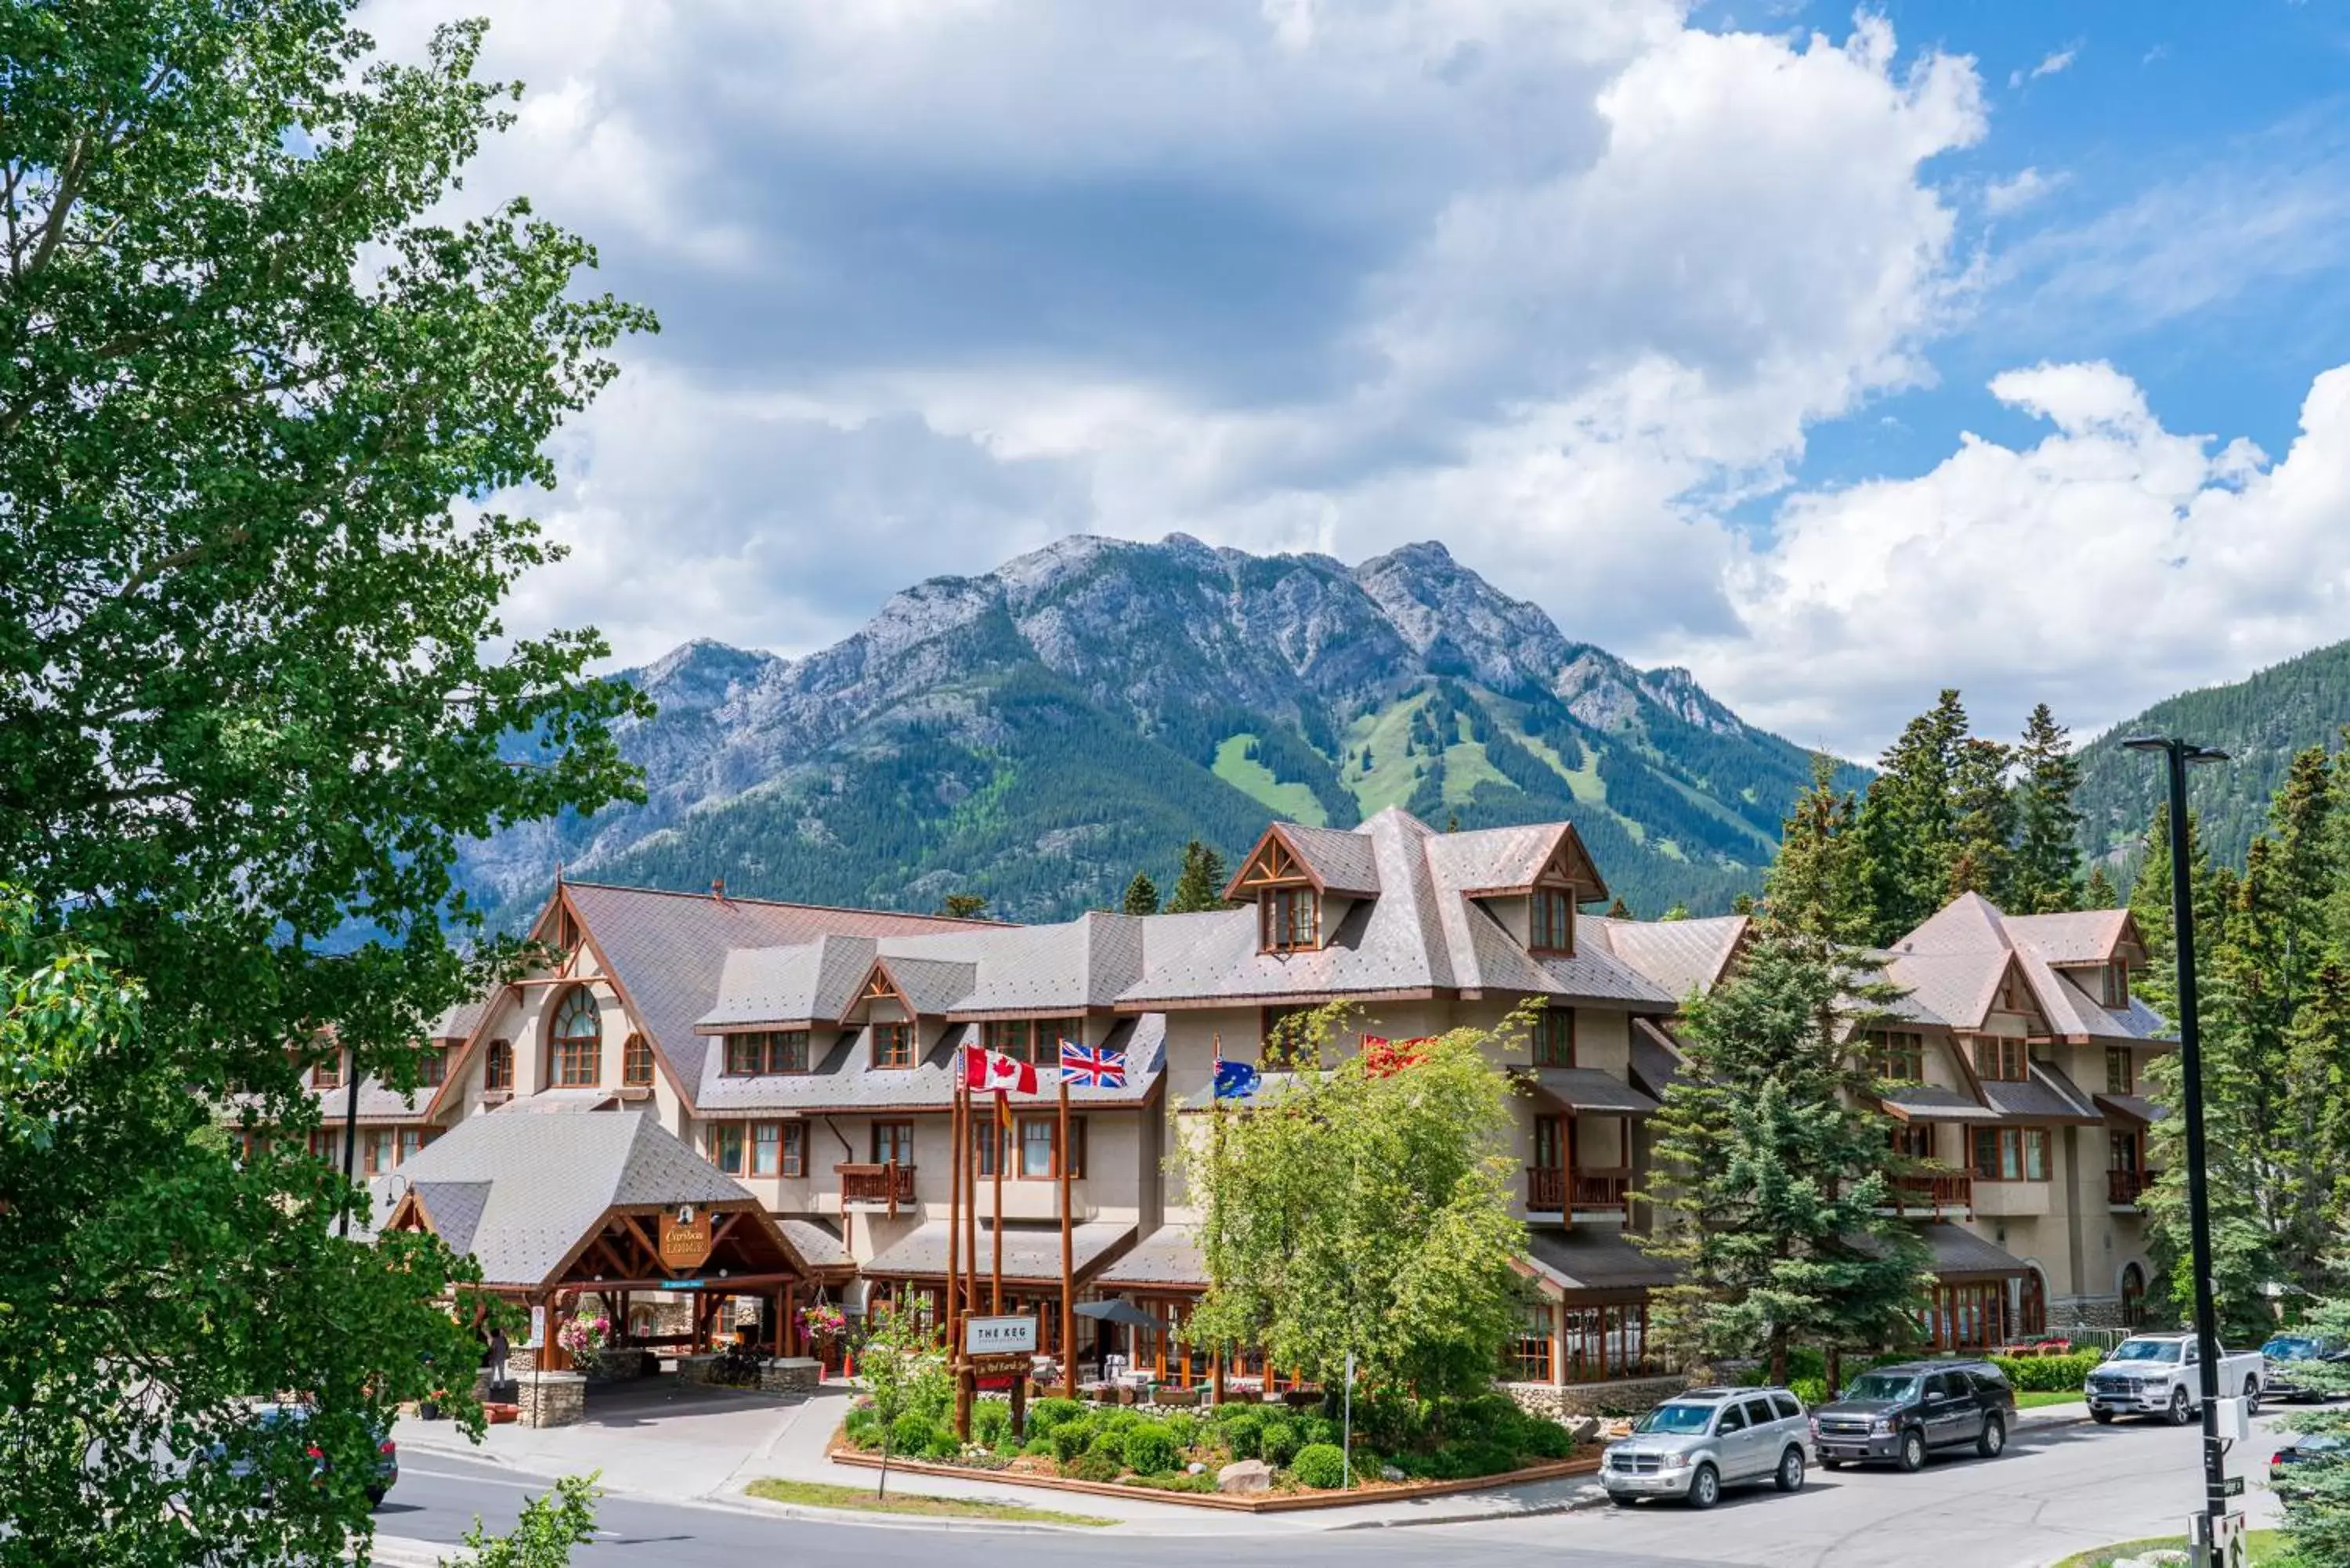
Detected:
[{"left": 327, "top": 805, "right": 2168, "bottom": 1411}]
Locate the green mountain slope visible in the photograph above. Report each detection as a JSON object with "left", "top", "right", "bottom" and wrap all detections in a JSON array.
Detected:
[
  {"left": 2076, "top": 639, "right": 2350, "bottom": 873},
  {"left": 467, "top": 536, "right": 1866, "bottom": 924}
]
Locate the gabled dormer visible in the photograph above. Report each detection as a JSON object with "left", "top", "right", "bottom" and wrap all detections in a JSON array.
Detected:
[
  {"left": 1223, "top": 822, "right": 1381, "bottom": 955},
  {"left": 1435, "top": 822, "right": 1609, "bottom": 959}
]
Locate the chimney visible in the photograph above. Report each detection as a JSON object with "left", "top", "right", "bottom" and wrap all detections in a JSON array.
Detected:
[{"left": 710, "top": 877, "right": 727, "bottom": 903}]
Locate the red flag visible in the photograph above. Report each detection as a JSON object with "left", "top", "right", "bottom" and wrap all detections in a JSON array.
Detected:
[
  {"left": 962, "top": 1043, "right": 1039, "bottom": 1095},
  {"left": 1363, "top": 1035, "right": 1433, "bottom": 1077}
]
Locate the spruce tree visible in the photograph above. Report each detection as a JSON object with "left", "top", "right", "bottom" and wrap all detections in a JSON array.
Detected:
[
  {"left": 1661, "top": 901, "right": 1690, "bottom": 922},
  {"left": 1858, "top": 690, "right": 1971, "bottom": 943},
  {"left": 1121, "top": 870, "right": 1162, "bottom": 916},
  {"left": 2084, "top": 863, "right": 2118, "bottom": 908},
  {"left": 2010, "top": 704, "right": 2085, "bottom": 913},
  {"left": 1943, "top": 737, "right": 2017, "bottom": 904},
  {"left": 1164, "top": 840, "right": 1230, "bottom": 914},
  {"left": 1766, "top": 754, "right": 1875, "bottom": 945},
  {"left": 2128, "top": 804, "right": 2232, "bottom": 1021}
]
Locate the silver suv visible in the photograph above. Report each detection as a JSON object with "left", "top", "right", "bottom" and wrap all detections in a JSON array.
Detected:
[{"left": 1603, "top": 1386, "right": 1815, "bottom": 1509}]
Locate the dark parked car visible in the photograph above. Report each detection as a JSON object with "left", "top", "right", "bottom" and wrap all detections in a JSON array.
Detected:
[
  {"left": 2270, "top": 1431, "right": 2348, "bottom": 1486},
  {"left": 212, "top": 1404, "right": 398, "bottom": 1508},
  {"left": 2261, "top": 1335, "right": 2350, "bottom": 1404},
  {"left": 1809, "top": 1361, "right": 2016, "bottom": 1472}
]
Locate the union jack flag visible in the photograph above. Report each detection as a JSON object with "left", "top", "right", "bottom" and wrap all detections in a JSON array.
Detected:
[{"left": 1058, "top": 1039, "right": 1127, "bottom": 1089}]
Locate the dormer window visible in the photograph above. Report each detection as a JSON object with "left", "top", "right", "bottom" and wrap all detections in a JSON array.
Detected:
[
  {"left": 1262, "top": 887, "right": 1319, "bottom": 952},
  {"left": 1530, "top": 887, "right": 1576, "bottom": 956},
  {"left": 312, "top": 1053, "right": 342, "bottom": 1092},
  {"left": 551, "top": 988, "right": 601, "bottom": 1087},
  {"left": 2101, "top": 960, "right": 2130, "bottom": 1009},
  {"left": 873, "top": 1022, "right": 916, "bottom": 1069}
]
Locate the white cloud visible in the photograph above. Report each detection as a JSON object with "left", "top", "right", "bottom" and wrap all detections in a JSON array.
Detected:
[
  {"left": 2009, "top": 45, "right": 2077, "bottom": 89},
  {"left": 1694, "top": 359, "right": 2347, "bottom": 755},
  {"left": 348, "top": 2, "right": 1988, "bottom": 676},
  {"left": 1983, "top": 166, "right": 2059, "bottom": 216}
]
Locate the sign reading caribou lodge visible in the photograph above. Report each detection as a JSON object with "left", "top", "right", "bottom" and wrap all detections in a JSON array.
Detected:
[{"left": 659, "top": 1207, "right": 714, "bottom": 1271}]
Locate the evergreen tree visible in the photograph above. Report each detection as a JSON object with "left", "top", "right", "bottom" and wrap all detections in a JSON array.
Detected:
[
  {"left": 1942, "top": 737, "right": 2017, "bottom": 904},
  {"left": 2127, "top": 804, "right": 2232, "bottom": 1021},
  {"left": 2084, "top": 863, "right": 2118, "bottom": 908},
  {"left": 1661, "top": 901, "right": 1690, "bottom": 922},
  {"left": 939, "top": 893, "right": 989, "bottom": 919},
  {"left": 1858, "top": 691, "right": 1971, "bottom": 943},
  {"left": 2009, "top": 704, "right": 2084, "bottom": 913},
  {"left": 1731, "top": 891, "right": 1757, "bottom": 916},
  {"left": 1640, "top": 923, "right": 1929, "bottom": 1383},
  {"left": 1766, "top": 754, "right": 1875, "bottom": 945},
  {"left": 1605, "top": 897, "right": 1634, "bottom": 920},
  {"left": 1164, "top": 840, "right": 1230, "bottom": 914},
  {"left": 1120, "top": 870, "right": 1162, "bottom": 916}
]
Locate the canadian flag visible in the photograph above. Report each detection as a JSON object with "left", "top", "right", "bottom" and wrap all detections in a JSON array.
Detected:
[{"left": 962, "top": 1044, "right": 1039, "bottom": 1096}]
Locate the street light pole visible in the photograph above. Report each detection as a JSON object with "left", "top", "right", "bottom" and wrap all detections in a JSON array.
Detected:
[{"left": 2123, "top": 734, "right": 2229, "bottom": 1548}]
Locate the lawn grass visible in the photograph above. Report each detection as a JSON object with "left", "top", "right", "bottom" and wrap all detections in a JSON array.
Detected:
[
  {"left": 2017, "top": 1390, "right": 2087, "bottom": 1409},
  {"left": 2051, "top": 1529, "right": 2290, "bottom": 1567},
  {"left": 746, "top": 1477, "right": 1115, "bottom": 1527}
]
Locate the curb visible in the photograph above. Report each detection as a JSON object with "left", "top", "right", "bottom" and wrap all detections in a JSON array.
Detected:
[
  {"left": 1325, "top": 1481, "right": 1613, "bottom": 1530},
  {"left": 718, "top": 1484, "right": 1120, "bottom": 1534}
]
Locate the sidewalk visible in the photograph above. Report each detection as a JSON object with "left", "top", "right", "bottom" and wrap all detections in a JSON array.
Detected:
[{"left": 390, "top": 1378, "right": 1611, "bottom": 1535}]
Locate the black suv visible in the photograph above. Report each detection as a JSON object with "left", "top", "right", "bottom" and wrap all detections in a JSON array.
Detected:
[{"left": 1809, "top": 1360, "right": 2017, "bottom": 1472}]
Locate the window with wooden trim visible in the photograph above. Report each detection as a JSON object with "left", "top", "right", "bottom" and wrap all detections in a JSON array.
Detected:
[
  {"left": 1260, "top": 887, "right": 1319, "bottom": 952},
  {"left": 361, "top": 1129, "right": 395, "bottom": 1175},
  {"left": 1971, "top": 1125, "right": 2050, "bottom": 1182},
  {"left": 1891, "top": 1122, "right": 1932, "bottom": 1162},
  {"left": 983, "top": 1018, "right": 1083, "bottom": 1064},
  {"left": 709, "top": 1122, "right": 746, "bottom": 1176},
  {"left": 1511, "top": 1302, "right": 1554, "bottom": 1382},
  {"left": 312, "top": 1054, "right": 342, "bottom": 1092},
  {"left": 782, "top": 1122, "right": 805, "bottom": 1178},
  {"left": 2105, "top": 1046, "right": 2134, "bottom": 1095},
  {"left": 872, "top": 1022, "right": 916, "bottom": 1069},
  {"left": 622, "top": 1032, "right": 655, "bottom": 1087},
  {"left": 1531, "top": 1008, "right": 1576, "bottom": 1068},
  {"left": 2101, "top": 961, "right": 2131, "bottom": 1009},
  {"left": 1870, "top": 1030, "right": 1926, "bottom": 1082},
  {"left": 418, "top": 1046, "right": 448, "bottom": 1087},
  {"left": 484, "top": 1039, "right": 513, "bottom": 1091},
  {"left": 551, "top": 988, "right": 601, "bottom": 1086},
  {"left": 1009, "top": 1114, "right": 1085, "bottom": 1179},
  {"left": 399, "top": 1128, "right": 424, "bottom": 1165},
  {"left": 2108, "top": 1129, "right": 2142, "bottom": 1176},
  {"left": 751, "top": 1122, "right": 782, "bottom": 1177},
  {"left": 870, "top": 1121, "right": 915, "bottom": 1167},
  {"left": 975, "top": 1118, "right": 1006, "bottom": 1178},
  {"left": 1532, "top": 1114, "right": 1567, "bottom": 1171},
  {"left": 1530, "top": 887, "right": 1577, "bottom": 955},
  {"left": 725, "top": 1029, "right": 810, "bottom": 1076},
  {"left": 1972, "top": 1036, "right": 2027, "bottom": 1082},
  {"left": 309, "top": 1129, "right": 339, "bottom": 1163}
]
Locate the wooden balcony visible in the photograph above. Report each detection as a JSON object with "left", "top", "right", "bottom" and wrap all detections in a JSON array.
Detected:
[
  {"left": 1526, "top": 1167, "right": 1632, "bottom": 1216},
  {"left": 2108, "top": 1168, "right": 2155, "bottom": 1208},
  {"left": 837, "top": 1162, "right": 916, "bottom": 1214},
  {"left": 1883, "top": 1172, "right": 1973, "bottom": 1217}
]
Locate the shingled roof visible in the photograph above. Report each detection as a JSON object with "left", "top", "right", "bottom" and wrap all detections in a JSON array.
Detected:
[
  {"left": 694, "top": 1015, "right": 1166, "bottom": 1115},
  {"left": 862, "top": 1219, "right": 1135, "bottom": 1285},
  {"left": 367, "top": 1108, "right": 792, "bottom": 1289}
]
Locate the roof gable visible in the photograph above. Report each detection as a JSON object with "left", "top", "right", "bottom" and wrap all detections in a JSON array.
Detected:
[{"left": 1223, "top": 822, "right": 1383, "bottom": 900}]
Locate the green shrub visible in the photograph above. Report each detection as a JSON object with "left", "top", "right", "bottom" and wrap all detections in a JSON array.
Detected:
[
  {"left": 1517, "top": 1419, "right": 1574, "bottom": 1461},
  {"left": 1068, "top": 1451, "right": 1123, "bottom": 1483},
  {"left": 843, "top": 1407, "right": 880, "bottom": 1447},
  {"left": 1131, "top": 1470, "right": 1218, "bottom": 1494},
  {"left": 1260, "top": 1418, "right": 1302, "bottom": 1468},
  {"left": 1296, "top": 1415, "right": 1338, "bottom": 1449},
  {"left": 1292, "top": 1443, "right": 1347, "bottom": 1489},
  {"left": 1789, "top": 1377, "right": 1829, "bottom": 1407},
  {"left": 1989, "top": 1353, "right": 2102, "bottom": 1393},
  {"left": 1029, "top": 1396, "right": 1086, "bottom": 1435},
  {"left": 1355, "top": 1393, "right": 1429, "bottom": 1454},
  {"left": 1021, "top": 1436, "right": 1053, "bottom": 1458},
  {"left": 1086, "top": 1427, "right": 1128, "bottom": 1465},
  {"left": 907, "top": 1368, "right": 954, "bottom": 1425},
  {"left": 1049, "top": 1418, "right": 1097, "bottom": 1465},
  {"left": 924, "top": 1426, "right": 964, "bottom": 1461},
  {"left": 1122, "top": 1425, "right": 1181, "bottom": 1476},
  {"left": 972, "top": 1401, "right": 1011, "bottom": 1447},
  {"left": 1220, "top": 1410, "right": 1266, "bottom": 1459},
  {"left": 888, "top": 1414, "right": 938, "bottom": 1455},
  {"left": 1162, "top": 1413, "right": 1200, "bottom": 1450}
]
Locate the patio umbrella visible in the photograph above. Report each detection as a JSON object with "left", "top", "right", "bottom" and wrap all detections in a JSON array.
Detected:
[{"left": 1074, "top": 1299, "right": 1166, "bottom": 1332}]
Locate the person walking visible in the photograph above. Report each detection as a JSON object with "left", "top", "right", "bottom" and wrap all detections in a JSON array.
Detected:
[{"left": 486, "top": 1323, "right": 509, "bottom": 1390}]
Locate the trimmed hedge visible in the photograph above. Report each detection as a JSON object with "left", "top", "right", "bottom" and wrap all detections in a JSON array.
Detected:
[
  {"left": 1990, "top": 1353, "right": 2102, "bottom": 1393},
  {"left": 1123, "top": 1424, "right": 1181, "bottom": 1476},
  {"left": 1292, "top": 1443, "right": 1347, "bottom": 1490}
]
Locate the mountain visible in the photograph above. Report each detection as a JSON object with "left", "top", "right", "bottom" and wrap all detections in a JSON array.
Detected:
[
  {"left": 467, "top": 536, "right": 1867, "bottom": 925},
  {"left": 2075, "top": 639, "right": 2350, "bottom": 876}
]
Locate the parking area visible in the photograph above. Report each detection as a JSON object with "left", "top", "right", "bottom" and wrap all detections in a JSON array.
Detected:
[{"left": 1501, "top": 1409, "right": 2292, "bottom": 1568}]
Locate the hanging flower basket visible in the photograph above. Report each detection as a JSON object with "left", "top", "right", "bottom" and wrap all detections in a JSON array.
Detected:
[
  {"left": 799, "top": 1302, "right": 848, "bottom": 1353},
  {"left": 557, "top": 1311, "right": 610, "bottom": 1371}
]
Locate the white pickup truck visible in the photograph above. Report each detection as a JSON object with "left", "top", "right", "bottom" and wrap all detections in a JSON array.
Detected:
[{"left": 2084, "top": 1333, "right": 2266, "bottom": 1425}]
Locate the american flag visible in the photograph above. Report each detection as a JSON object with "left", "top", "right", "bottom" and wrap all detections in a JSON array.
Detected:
[{"left": 1058, "top": 1039, "right": 1127, "bottom": 1089}]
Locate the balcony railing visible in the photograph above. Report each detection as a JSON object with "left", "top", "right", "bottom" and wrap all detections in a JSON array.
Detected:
[
  {"left": 1526, "top": 1167, "right": 1633, "bottom": 1215},
  {"left": 837, "top": 1162, "right": 916, "bottom": 1215},
  {"left": 1884, "top": 1172, "right": 1974, "bottom": 1216},
  {"left": 2108, "top": 1168, "right": 2155, "bottom": 1208}
]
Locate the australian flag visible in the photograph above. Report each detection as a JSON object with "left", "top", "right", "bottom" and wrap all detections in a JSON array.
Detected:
[
  {"left": 1213, "top": 1057, "right": 1262, "bottom": 1101},
  {"left": 1058, "top": 1039, "right": 1127, "bottom": 1089}
]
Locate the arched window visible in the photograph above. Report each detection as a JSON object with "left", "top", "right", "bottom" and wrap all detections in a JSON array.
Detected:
[
  {"left": 484, "top": 1038, "right": 513, "bottom": 1091},
  {"left": 622, "top": 1031, "right": 655, "bottom": 1087},
  {"left": 551, "top": 989, "right": 601, "bottom": 1087},
  {"left": 2120, "top": 1263, "right": 2147, "bottom": 1328}
]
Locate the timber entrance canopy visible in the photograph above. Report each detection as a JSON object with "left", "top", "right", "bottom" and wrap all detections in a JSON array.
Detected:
[{"left": 372, "top": 1108, "right": 810, "bottom": 1295}]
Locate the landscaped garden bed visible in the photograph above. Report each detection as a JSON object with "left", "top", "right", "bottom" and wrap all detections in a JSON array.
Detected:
[{"left": 831, "top": 1389, "right": 1596, "bottom": 1510}]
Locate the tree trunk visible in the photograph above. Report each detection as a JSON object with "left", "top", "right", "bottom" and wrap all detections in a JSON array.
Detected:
[
  {"left": 877, "top": 1438, "right": 890, "bottom": 1501},
  {"left": 1826, "top": 1346, "right": 1842, "bottom": 1400},
  {"left": 1770, "top": 1328, "right": 1788, "bottom": 1387}
]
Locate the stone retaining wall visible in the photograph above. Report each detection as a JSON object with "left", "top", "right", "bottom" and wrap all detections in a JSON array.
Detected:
[
  {"left": 1501, "top": 1374, "right": 1690, "bottom": 1419},
  {"left": 676, "top": 1353, "right": 821, "bottom": 1400},
  {"left": 517, "top": 1372, "right": 586, "bottom": 1429}
]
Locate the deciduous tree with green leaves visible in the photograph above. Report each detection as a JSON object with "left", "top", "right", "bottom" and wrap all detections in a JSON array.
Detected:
[
  {"left": 856, "top": 1299, "right": 948, "bottom": 1500},
  {"left": 1184, "top": 1008, "right": 1529, "bottom": 1401},
  {"left": 1, "top": 4, "right": 649, "bottom": 1560}
]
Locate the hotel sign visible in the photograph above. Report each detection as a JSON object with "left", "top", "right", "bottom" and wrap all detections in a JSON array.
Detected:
[
  {"left": 660, "top": 1208, "right": 714, "bottom": 1270},
  {"left": 964, "top": 1314, "right": 1037, "bottom": 1357}
]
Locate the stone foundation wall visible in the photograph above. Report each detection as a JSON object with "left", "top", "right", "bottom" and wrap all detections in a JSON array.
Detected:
[
  {"left": 517, "top": 1372, "right": 586, "bottom": 1429},
  {"left": 2052, "top": 1295, "right": 2133, "bottom": 1330},
  {"left": 759, "top": 1357, "right": 822, "bottom": 1397},
  {"left": 1501, "top": 1374, "right": 1690, "bottom": 1419}
]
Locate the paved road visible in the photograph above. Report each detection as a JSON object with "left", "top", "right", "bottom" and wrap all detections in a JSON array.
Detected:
[{"left": 375, "top": 1409, "right": 2295, "bottom": 1568}]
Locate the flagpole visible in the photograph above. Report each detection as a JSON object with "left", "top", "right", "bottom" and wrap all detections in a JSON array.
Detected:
[
  {"left": 991, "top": 1088, "right": 1007, "bottom": 1313},
  {"left": 965, "top": 1074, "right": 981, "bottom": 1334},
  {"left": 1059, "top": 1066, "right": 1076, "bottom": 1400},
  {"left": 947, "top": 1060, "right": 963, "bottom": 1356}
]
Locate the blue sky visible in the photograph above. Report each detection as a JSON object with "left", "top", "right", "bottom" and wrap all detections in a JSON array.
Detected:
[{"left": 365, "top": 0, "right": 2350, "bottom": 758}]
